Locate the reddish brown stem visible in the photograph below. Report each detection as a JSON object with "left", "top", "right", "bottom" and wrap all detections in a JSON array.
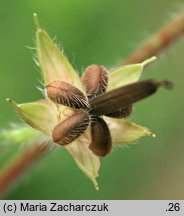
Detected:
[
  {"left": 0, "top": 143, "right": 50, "bottom": 196},
  {"left": 123, "top": 11, "right": 184, "bottom": 65}
]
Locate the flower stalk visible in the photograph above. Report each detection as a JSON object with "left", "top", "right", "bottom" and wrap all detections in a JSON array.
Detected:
[
  {"left": 123, "top": 10, "right": 184, "bottom": 65},
  {"left": 0, "top": 143, "right": 49, "bottom": 196}
]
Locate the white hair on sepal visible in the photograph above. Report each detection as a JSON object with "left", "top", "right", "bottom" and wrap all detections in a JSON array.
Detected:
[
  {"left": 25, "top": 45, "right": 36, "bottom": 50},
  {"left": 53, "top": 39, "right": 78, "bottom": 76},
  {"left": 52, "top": 36, "right": 65, "bottom": 53},
  {"left": 36, "top": 86, "right": 46, "bottom": 97},
  {"left": 35, "top": 78, "right": 47, "bottom": 97},
  {"left": 26, "top": 42, "right": 39, "bottom": 66},
  {"left": 32, "top": 56, "right": 40, "bottom": 67},
  {"left": 70, "top": 51, "right": 77, "bottom": 69},
  {"left": 112, "top": 140, "right": 138, "bottom": 151},
  {"left": 116, "top": 143, "right": 130, "bottom": 150},
  {"left": 81, "top": 65, "right": 85, "bottom": 75}
]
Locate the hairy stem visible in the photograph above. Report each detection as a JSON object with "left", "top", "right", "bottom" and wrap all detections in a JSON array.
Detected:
[
  {"left": 123, "top": 10, "right": 184, "bottom": 65},
  {"left": 0, "top": 143, "right": 50, "bottom": 196}
]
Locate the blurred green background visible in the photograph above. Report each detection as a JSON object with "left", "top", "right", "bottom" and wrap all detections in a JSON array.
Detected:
[{"left": 0, "top": 0, "right": 184, "bottom": 199}]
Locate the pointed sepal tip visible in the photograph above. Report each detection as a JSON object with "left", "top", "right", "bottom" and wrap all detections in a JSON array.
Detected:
[
  {"left": 33, "top": 13, "right": 41, "bottom": 30},
  {"left": 142, "top": 56, "right": 157, "bottom": 66}
]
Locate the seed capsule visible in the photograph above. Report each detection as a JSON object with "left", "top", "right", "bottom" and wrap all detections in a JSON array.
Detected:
[
  {"left": 89, "top": 117, "right": 112, "bottom": 157},
  {"left": 105, "top": 105, "right": 133, "bottom": 118},
  {"left": 46, "top": 81, "right": 89, "bottom": 109},
  {"left": 82, "top": 65, "right": 108, "bottom": 100},
  {"left": 90, "top": 79, "right": 173, "bottom": 116},
  {"left": 52, "top": 111, "right": 89, "bottom": 145},
  {"left": 106, "top": 105, "right": 132, "bottom": 118}
]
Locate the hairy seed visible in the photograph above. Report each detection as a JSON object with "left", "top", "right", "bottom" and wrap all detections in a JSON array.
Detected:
[
  {"left": 105, "top": 105, "right": 133, "bottom": 118},
  {"left": 89, "top": 117, "right": 112, "bottom": 157},
  {"left": 52, "top": 111, "right": 89, "bottom": 145},
  {"left": 82, "top": 65, "right": 108, "bottom": 100},
  {"left": 90, "top": 79, "right": 173, "bottom": 116},
  {"left": 46, "top": 81, "right": 89, "bottom": 109}
]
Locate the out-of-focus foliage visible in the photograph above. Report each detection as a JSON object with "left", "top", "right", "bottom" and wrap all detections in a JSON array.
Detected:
[{"left": 0, "top": 0, "right": 184, "bottom": 199}]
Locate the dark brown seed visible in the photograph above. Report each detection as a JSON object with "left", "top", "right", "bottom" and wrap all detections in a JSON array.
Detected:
[
  {"left": 89, "top": 117, "right": 112, "bottom": 157},
  {"left": 52, "top": 111, "right": 89, "bottom": 145},
  {"left": 82, "top": 65, "right": 108, "bottom": 100},
  {"left": 105, "top": 105, "right": 133, "bottom": 118},
  {"left": 46, "top": 81, "right": 89, "bottom": 109},
  {"left": 90, "top": 79, "right": 173, "bottom": 116}
]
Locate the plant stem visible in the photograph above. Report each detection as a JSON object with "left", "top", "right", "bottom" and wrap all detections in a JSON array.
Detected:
[
  {"left": 123, "top": 10, "right": 184, "bottom": 65},
  {"left": 0, "top": 143, "right": 50, "bottom": 196}
]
